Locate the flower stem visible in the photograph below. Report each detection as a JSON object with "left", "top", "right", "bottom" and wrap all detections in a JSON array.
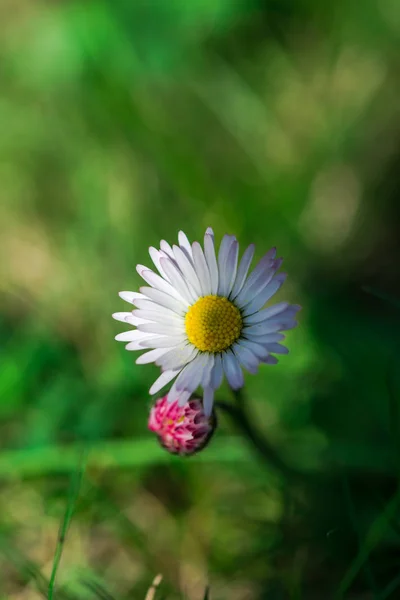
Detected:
[{"left": 216, "top": 391, "right": 301, "bottom": 480}]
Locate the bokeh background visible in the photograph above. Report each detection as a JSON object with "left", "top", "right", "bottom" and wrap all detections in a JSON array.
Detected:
[{"left": 1, "top": 0, "right": 400, "bottom": 598}]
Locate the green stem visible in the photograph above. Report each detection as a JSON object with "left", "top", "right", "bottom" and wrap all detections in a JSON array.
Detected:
[{"left": 216, "top": 392, "right": 301, "bottom": 480}]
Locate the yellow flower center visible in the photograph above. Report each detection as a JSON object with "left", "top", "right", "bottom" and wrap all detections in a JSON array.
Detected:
[{"left": 185, "top": 295, "right": 242, "bottom": 353}]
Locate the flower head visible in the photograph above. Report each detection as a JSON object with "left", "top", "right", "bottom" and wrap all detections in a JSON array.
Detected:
[
  {"left": 148, "top": 396, "right": 215, "bottom": 455},
  {"left": 113, "top": 228, "right": 300, "bottom": 415}
]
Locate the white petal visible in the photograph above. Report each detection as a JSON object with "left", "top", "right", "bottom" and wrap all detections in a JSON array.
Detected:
[
  {"left": 140, "top": 335, "right": 187, "bottom": 348},
  {"left": 133, "top": 308, "right": 183, "bottom": 325},
  {"left": 119, "top": 291, "right": 146, "bottom": 304},
  {"left": 138, "top": 267, "right": 188, "bottom": 304},
  {"left": 137, "top": 321, "right": 185, "bottom": 336},
  {"left": 239, "top": 261, "right": 282, "bottom": 308},
  {"left": 263, "top": 355, "right": 278, "bottom": 365},
  {"left": 203, "top": 387, "right": 215, "bottom": 417},
  {"left": 248, "top": 333, "right": 285, "bottom": 344},
  {"left": 167, "top": 380, "right": 181, "bottom": 404},
  {"left": 237, "top": 339, "right": 269, "bottom": 360},
  {"left": 133, "top": 298, "right": 174, "bottom": 313},
  {"left": 217, "top": 235, "right": 234, "bottom": 296},
  {"left": 140, "top": 287, "right": 188, "bottom": 315},
  {"left": 269, "top": 305, "right": 301, "bottom": 322},
  {"left": 178, "top": 230, "right": 193, "bottom": 260},
  {"left": 125, "top": 335, "right": 159, "bottom": 350},
  {"left": 125, "top": 314, "right": 149, "bottom": 326},
  {"left": 160, "top": 240, "right": 175, "bottom": 259},
  {"left": 237, "top": 248, "right": 276, "bottom": 290},
  {"left": 243, "top": 321, "right": 283, "bottom": 336},
  {"left": 201, "top": 353, "right": 215, "bottom": 388},
  {"left": 242, "top": 274, "right": 287, "bottom": 315},
  {"left": 160, "top": 256, "right": 198, "bottom": 303},
  {"left": 156, "top": 344, "right": 199, "bottom": 370},
  {"left": 205, "top": 226, "right": 214, "bottom": 236},
  {"left": 218, "top": 234, "right": 232, "bottom": 261},
  {"left": 115, "top": 329, "right": 147, "bottom": 342},
  {"left": 149, "top": 247, "right": 170, "bottom": 281},
  {"left": 210, "top": 353, "right": 223, "bottom": 389},
  {"left": 112, "top": 312, "right": 132, "bottom": 323},
  {"left": 166, "top": 381, "right": 193, "bottom": 406},
  {"left": 235, "top": 256, "right": 281, "bottom": 307},
  {"left": 218, "top": 237, "right": 238, "bottom": 297},
  {"left": 149, "top": 369, "right": 180, "bottom": 395},
  {"left": 243, "top": 302, "right": 289, "bottom": 325},
  {"left": 230, "top": 244, "right": 255, "bottom": 299},
  {"left": 175, "top": 355, "right": 208, "bottom": 392},
  {"left": 136, "top": 264, "right": 148, "bottom": 277},
  {"left": 177, "top": 389, "right": 192, "bottom": 407},
  {"left": 277, "top": 319, "right": 298, "bottom": 331},
  {"left": 204, "top": 232, "right": 219, "bottom": 294},
  {"left": 265, "top": 247, "right": 277, "bottom": 260},
  {"left": 172, "top": 245, "right": 202, "bottom": 296},
  {"left": 222, "top": 351, "right": 244, "bottom": 390},
  {"left": 267, "top": 343, "right": 289, "bottom": 354},
  {"left": 233, "top": 343, "right": 259, "bottom": 374},
  {"left": 225, "top": 240, "right": 239, "bottom": 296},
  {"left": 192, "top": 241, "right": 212, "bottom": 295},
  {"left": 136, "top": 347, "right": 172, "bottom": 364}
]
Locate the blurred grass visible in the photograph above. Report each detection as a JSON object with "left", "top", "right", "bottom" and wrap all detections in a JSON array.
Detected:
[{"left": 1, "top": 0, "right": 400, "bottom": 597}]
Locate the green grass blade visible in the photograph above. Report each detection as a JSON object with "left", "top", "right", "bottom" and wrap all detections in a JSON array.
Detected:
[
  {"left": 48, "top": 449, "right": 87, "bottom": 599},
  {"left": 335, "top": 489, "right": 400, "bottom": 598}
]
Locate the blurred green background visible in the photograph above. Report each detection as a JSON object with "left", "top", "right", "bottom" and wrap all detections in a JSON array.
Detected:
[{"left": 1, "top": 0, "right": 400, "bottom": 598}]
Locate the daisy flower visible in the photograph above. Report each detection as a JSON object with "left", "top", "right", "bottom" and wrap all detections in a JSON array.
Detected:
[{"left": 113, "top": 228, "right": 300, "bottom": 416}]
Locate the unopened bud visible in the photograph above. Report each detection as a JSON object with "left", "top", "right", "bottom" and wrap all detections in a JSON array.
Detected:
[{"left": 148, "top": 396, "right": 215, "bottom": 456}]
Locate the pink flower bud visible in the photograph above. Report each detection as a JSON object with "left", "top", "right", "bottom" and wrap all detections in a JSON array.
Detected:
[{"left": 148, "top": 396, "right": 215, "bottom": 456}]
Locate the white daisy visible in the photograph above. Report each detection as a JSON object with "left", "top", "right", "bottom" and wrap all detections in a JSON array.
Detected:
[{"left": 113, "top": 228, "right": 300, "bottom": 416}]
